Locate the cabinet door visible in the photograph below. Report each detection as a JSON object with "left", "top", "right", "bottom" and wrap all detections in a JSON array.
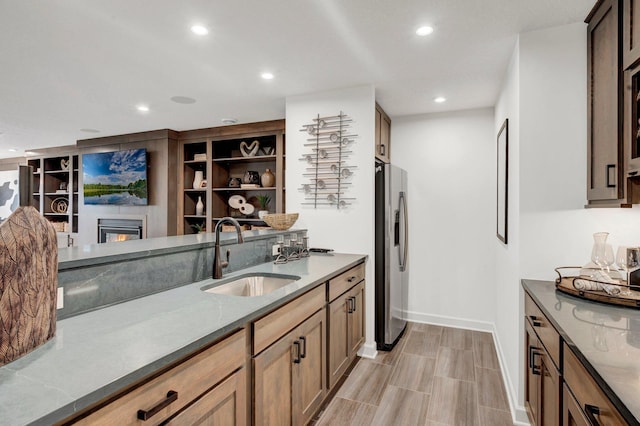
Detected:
[
  {"left": 540, "top": 351, "right": 560, "bottom": 426},
  {"left": 375, "top": 105, "right": 391, "bottom": 163},
  {"left": 623, "top": 0, "right": 640, "bottom": 69},
  {"left": 348, "top": 281, "right": 365, "bottom": 358},
  {"left": 563, "top": 384, "right": 590, "bottom": 426},
  {"left": 166, "top": 368, "right": 247, "bottom": 426},
  {"left": 328, "top": 292, "right": 350, "bottom": 390},
  {"left": 380, "top": 114, "right": 391, "bottom": 162},
  {"left": 525, "top": 321, "right": 540, "bottom": 426},
  {"left": 253, "top": 331, "right": 296, "bottom": 426},
  {"left": 293, "top": 309, "right": 327, "bottom": 426},
  {"left": 587, "top": 0, "right": 623, "bottom": 202}
]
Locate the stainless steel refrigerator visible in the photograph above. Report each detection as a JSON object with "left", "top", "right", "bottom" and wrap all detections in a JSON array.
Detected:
[{"left": 375, "top": 161, "right": 409, "bottom": 350}]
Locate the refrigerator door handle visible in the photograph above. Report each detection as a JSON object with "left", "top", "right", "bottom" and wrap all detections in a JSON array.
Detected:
[{"left": 399, "top": 191, "right": 408, "bottom": 272}]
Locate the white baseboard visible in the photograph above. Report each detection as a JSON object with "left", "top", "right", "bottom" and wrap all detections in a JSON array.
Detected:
[
  {"left": 404, "top": 310, "right": 494, "bottom": 333},
  {"left": 404, "top": 310, "right": 530, "bottom": 425},
  {"left": 490, "top": 323, "right": 530, "bottom": 425},
  {"left": 358, "top": 341, "right": 378, "bottom": 359}
]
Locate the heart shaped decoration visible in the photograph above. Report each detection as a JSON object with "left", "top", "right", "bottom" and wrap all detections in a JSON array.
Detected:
[
  {"left": 60, "top": 159, "right": 69, "bottom": 170},
  {"left": 240, "top": 140, "right": 260, "bottom": 157}
]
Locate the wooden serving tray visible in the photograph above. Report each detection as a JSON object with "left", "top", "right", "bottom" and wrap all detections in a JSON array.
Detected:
[{"left": 555, "top": 274, "right": 640, "bottom": 309}]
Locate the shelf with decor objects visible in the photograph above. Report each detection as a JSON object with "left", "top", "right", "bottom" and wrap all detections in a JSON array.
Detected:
[
  {"left": 177, "top": 120, "right": 285, "bottom": 234},
  {"left": 26, "top": 151, "right": 79, "bottom": 246}
]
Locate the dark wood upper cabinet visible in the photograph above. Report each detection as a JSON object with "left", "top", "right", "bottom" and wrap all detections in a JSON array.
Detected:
[
  {"left": 375, "top": 103, "right": 391, "bottom": 163},
  {"left": 586, "top": 0, "right": 628, "bottom": 206},
  {"left": 623, "top": 0, "right": 640, "bottom": 69}
]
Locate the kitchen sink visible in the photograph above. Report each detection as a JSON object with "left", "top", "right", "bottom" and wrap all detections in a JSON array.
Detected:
[{"left": 201, "top": 273, "right": 300, "bottom": 297}]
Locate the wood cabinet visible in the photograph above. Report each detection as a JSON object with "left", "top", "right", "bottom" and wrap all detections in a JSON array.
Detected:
[
  {"left": 525, "top": 321, "right": 560, "bottom": 426},
  {"left": 563, "top": 384, "right": 590, "bottom": 426},
  {"left": 523, "top": 289, "right": 633, "bottom": 426},
  {"left": 524, "top": 294, "right": 561, "bottom": 426},
  {"left": 328, "top": 267, "right": 365, "bottom": 390},
  {"left": 623, "top": 0, "right": 640, "bottom": 69},
  {"left": 563, "top": 343, "right": 626, "bottom": 425},
  {"left": 622, "top": 62, "right": 640, "bottom": 202},
  {"left": 253, "top": 308, "right": 326, "bottom": 426},
  {"left": 72, "top": 329, "right": 246, "bottom": 425},
  {"left": 27, "top": 153, "right": 79, "bottom": 246},
  {"left": 375, "top": 103, "right": 391, "bottom": 163},
  {"left": 165, "top": 368, "right": 246, "bottom": 426},
  {"left": 586, "top": 0, "right": 626, "bottom": 206},
  {"left": 178, "top": 120, "right": 285, "bottom": 234}
]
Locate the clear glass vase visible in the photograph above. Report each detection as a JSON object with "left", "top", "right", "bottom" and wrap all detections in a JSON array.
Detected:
[{"left": 591, "top": 232, "right": 613, "bottom": 271}]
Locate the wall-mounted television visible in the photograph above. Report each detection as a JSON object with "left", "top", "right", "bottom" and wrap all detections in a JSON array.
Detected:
[{"left": 83, "top": 148, "right": 148, "bottom": 205}]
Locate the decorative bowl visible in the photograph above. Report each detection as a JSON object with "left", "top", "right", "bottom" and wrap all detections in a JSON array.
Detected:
[{"left": 262, "top": 213, "right": 299, "bottom": 230}]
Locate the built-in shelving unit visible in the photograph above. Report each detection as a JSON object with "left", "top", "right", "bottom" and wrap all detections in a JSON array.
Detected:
[
  {"left": 27, "top": 153, "right": 79, "bottom": 236},
  {"left": 178, "top": 120, "right": 286, "bottom": 234}
]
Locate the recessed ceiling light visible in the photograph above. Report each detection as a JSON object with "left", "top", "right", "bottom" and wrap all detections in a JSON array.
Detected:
[
  {"left": 80, "top": 128, "right": 100, "bottom": 133},
  {"left": 171, "top": 96, "right": 196, "bottom": 104},
  {"left": 416, "top": 26, "right": 434, "bottom": 36},
  {"left": 221, "top": 118, "right": 238, "bottom": 125},
  {"left": 261, "top": 72, "right": 274, "bottom": 80},
  {"left": 25, "top": 151, "right": 37, "bottom": 156},
  {"left": 191, "top": 25, "right": 209, "bottom": 36},
  {"left": 434, "top": 96, "right": 446, "bottom": 103},
  {"left": 8, "top": 148, "right": 17, "bottom": 152},
  {"left": 137, "top": 105, "right": 150, "bottom": 112}
]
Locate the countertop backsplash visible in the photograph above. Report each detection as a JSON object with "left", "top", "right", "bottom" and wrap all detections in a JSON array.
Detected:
[{"left": 57, "top": 229, "right": 307, "bottom": 319}]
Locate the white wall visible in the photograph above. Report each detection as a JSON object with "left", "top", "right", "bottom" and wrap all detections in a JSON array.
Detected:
[
  {"left": 519, "top": 23, "right": 640, "bottom": 279},
  {"left": 392, "top": 109, "right": 497, "bottom": 328},
  {"left": 285, "top": 85, "right": 377, "bottom": 356},
  {"left": 494, "top": 37, "right": 524, "bottom": 423}
]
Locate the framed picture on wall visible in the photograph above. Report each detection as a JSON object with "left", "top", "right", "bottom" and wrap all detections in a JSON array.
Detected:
[
  {"left": 496, "top": 118, "right": 509, "bottom": 244},
  {"left": 496, "top": 119, "right": 508, "bottom": 244}
]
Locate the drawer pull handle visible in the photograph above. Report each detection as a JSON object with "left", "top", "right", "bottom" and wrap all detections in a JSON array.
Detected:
[
  {"left": 530, "top": 349, "right": 542, "bottom": 376},
  {"left": 347, "top": 298, "right": 353, "bottom": 314},
  {"left": 351, "top": 296, "right": 357, "bottom": 313},
  {"left": 585, "top": 404, "right": 601, "bottom": 426},
  {"left": 528, "top": 345, "right": 538, "bottom": 369},
  {"left": 299, "top": 336, "right": 307, "bottom": 359},
  {"left": 606, "top": 164, "right": 616, "bottom": 188},
  {"left": 529, "top": 315, "right": 542, "bottom": 327},
  {"left": 347, "top": 275, "right": 358, "bottom": 283},
  {"left": 137, "top": 390, "right": 178, "bottom": 421},
  {"left": 293, "top": 341, "right": 301, "bottom": 364}
]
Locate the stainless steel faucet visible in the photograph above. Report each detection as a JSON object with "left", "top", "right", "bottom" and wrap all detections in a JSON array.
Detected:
[{"left": 213, "top": 217, "right": 244, "bottom": 279}]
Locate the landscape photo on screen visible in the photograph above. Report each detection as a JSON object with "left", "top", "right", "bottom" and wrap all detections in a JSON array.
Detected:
[{"left": 83, "top": 149, "right": 148, "bottom": 205}]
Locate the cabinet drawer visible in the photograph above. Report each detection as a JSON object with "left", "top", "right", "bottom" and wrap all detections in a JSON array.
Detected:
[
  {"left": 563, "top": 343, "right": 626, "bottom": 425},
  {"left": 329, "top": 263, "right": 365, "bottom": 302},
  {"left": 254, "top": 284, "right": 325, "bottom": 355},
  {"left": 525, "top": 293, "right": 560, "bottom": 368},
  {"left": 165, "top": 368, "right": 247, "bottom": 425},
  {"left": 74, "top": 329, "right": 246, "bottom": 425}
]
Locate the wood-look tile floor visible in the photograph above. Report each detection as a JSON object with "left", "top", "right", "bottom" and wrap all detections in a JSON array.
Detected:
[{"left": 314, "top": 323, "right": 513, "bottom": 426}]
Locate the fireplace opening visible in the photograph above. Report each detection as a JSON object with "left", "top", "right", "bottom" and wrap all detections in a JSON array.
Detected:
[{"left": 98, "top": 219, "right": 144, "bottom": 244}]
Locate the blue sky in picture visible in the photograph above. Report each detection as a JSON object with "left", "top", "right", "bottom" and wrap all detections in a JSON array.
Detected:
[{"left": 83, "top": 149, "right": 147, "bottom": 186}]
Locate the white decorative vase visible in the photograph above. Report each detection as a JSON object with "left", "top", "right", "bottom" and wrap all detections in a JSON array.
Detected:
[
  {"left": 193, "top": 171, "right": 204, "bottom": 189},
  {"left": 196, "top": 196, "right": 204, "bottom": 216},
  {"left": 258, "top": 210, "right": 268, "bottom": 219}
]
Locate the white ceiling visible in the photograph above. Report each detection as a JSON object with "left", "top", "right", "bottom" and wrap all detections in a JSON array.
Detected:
[{"left": 0, "top": 0, "right": 595, "bottom": 159}]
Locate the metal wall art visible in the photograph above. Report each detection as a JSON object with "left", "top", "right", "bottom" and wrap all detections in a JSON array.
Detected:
[{"left": 299, "top": 112, "right": 357, "bottom": 209}]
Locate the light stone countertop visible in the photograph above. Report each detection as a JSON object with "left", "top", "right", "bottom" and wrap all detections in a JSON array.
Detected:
[
  {"left": 522, "top": 280, "right": 640, "bottom": 425},
  {"left": 0, "top": 252, "right": 366, "bottom": 426}
]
